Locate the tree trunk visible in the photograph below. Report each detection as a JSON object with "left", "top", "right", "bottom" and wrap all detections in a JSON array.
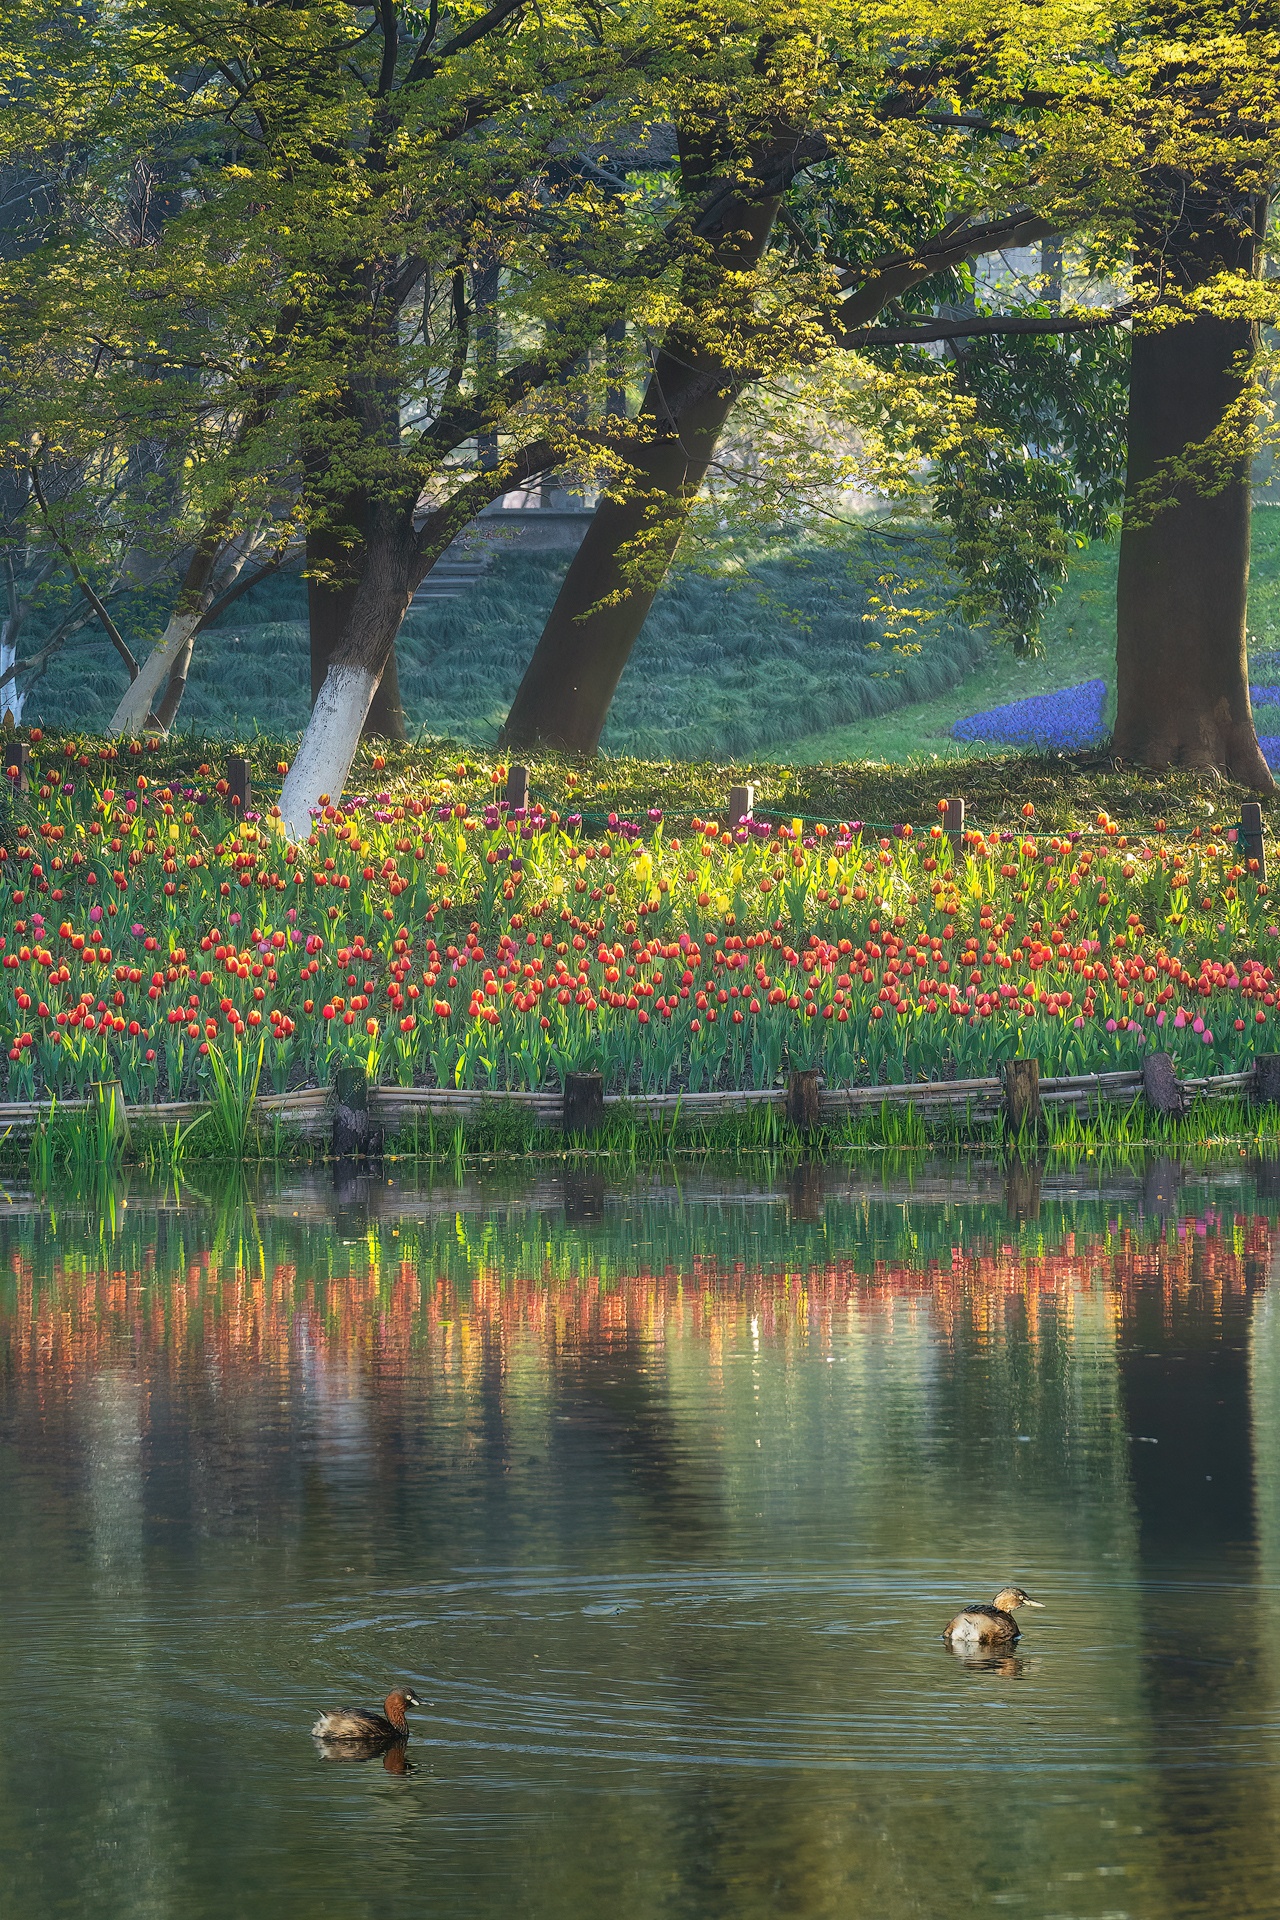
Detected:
[
  {"left": 107, "top": 604, "right": 202, "bottom": 736},
  {"left": 499, "top": 198, "right": 779, "bottom": 754},
  {"left": 280, "top": 441, "right": 557, "bottom": 837},
  {"left": 279, "top": 510, "right": 417, "bottom": 837},
  {"left": 307, "top": 506, "right": 407, "bottom": 742},
  {"left": 151, "top": 629, "right": 196, "bottom": 732},
  {"left": 1113, "top": 196, "right": 1274, "bottom": 792}
]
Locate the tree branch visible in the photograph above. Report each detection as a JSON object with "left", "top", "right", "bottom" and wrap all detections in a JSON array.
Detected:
[
  {"left": 195, "top": 540, "right": 306, "bottom": 631},
  {"left": 837, "top": 210, "right": 1059, "bottom": 327},
  {"left": 403, "top": 0, "right": 527, "bottom": 86},
  {"left": 845, "top": 305, "right": 1132, "bottom": 346},
  {"left": 27, "top": 467, "right": 139, "bottom": 680}
]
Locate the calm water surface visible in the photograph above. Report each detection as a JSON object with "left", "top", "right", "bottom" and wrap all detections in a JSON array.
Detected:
[{"left": 3, "top": 1155, "right": 1280, "bottom": 1918}]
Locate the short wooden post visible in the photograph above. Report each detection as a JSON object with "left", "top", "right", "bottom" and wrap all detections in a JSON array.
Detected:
[
  {"left": 564, "top": 1071, "right": 604, "bottom": 1134},
  {"left": 1002, "top": 1058, "right": 1040, "bottom": 1132},
  {"left": 3, "top": 741, "right": 29, "bottom": 793},
  {"left": 943, "top": 796, "right": 965, "bottom": 858},
  {"left": 91, "top": 1078, "right": 130, "bottom": 1152},
  {"left": 786, "top": 1068, "right": 821, "bottom": 1133},
  {"left": 226, "top": 754, "right": 251, "bottom": 813},
  {"left": 333, "top": 1065, "right": 381, "bottom": 1158},
  {"left": 1253, "top": 1054, "right": 1280, "bottom": 1105},
  {"left": 728, "top": 783, "right": 755, "bottom": 827},
  {"left": 505, "top": 764, "right": 530, "bottom": 813},
  {"left": 1240, "top": 801, "right": 1267, "bottom": 881},
  {"left": 1143, "top": 1052, "right": 1187, "bottom": 1116}
]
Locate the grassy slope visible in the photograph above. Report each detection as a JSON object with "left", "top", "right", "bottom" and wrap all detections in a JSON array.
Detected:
[
  {"left": 27, "top": 508, "right": 1280, "bottom": 768},
  {"left": 24, "top": 537, "right": 982, "bottom": 760},
  {"left": 782, "top": 506, "right": 1280, "bottom": 765}
]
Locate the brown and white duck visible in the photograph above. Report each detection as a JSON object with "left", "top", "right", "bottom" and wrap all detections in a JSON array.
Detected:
[
  {"left": 943, "top": 1587, "right": 1044, "bottom": 1649},
  {"left": 312, "top": 1686, "right": 421, "bottom": 1747}
]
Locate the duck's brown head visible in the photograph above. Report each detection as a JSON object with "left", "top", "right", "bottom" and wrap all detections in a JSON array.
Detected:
[
  {"left": 992, "top": 1587, "right": 1044, "bottom": 1613},
  {"left": 383, "top": 1688, "right": 422, "bottom": 1731}
]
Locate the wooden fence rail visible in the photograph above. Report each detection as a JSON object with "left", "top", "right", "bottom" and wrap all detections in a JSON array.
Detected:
[{"left": 0, "top": 1060, "right": 1269, "bottom": 1150}]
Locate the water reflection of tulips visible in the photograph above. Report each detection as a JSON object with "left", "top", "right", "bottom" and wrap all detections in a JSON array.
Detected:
[
  {"left": 3, "top": 1212, "right": 1269, "bottom": 1389},
  {"left": 0, "top": 746, "right": 1276, "bottom": 1098}
]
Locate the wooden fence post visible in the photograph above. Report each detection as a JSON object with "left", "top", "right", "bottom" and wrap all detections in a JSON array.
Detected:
[
  {"left": 4, "top": 741, "right": 29, "bottom": 793},
  {"left": 1240, "top": 801, "right": 1267, "bottom": 881},
  {"left": 786, "top": 1068, "right": 821, "bottom": 1134},
  {"left": 1143, "top": 1052, "right": 1187, "bottom": 1116},
  {"left": 226, "top": 754, "right": 251, "bottom": 813},
  {"left": 728, "top": 784, "right": 755, "bottom": 828},
  {"left": 505, "top": 764, "right": 530, "bottom": 813},
  {"left": 564, "top": 1071, "right": 604, "bottom": 1134},
  {"left": 1002, "top": 1058, "right": 1041, "bottom": 1132},
  {"left": 333, "top": 1065, "right": 381, "bottom": 1157},
  {"left": 1253, "top": 1054, "right": 1280, "bottom": 1105},
  {"left": 943, "top": 796, "right": 964, "bottom": 857}
]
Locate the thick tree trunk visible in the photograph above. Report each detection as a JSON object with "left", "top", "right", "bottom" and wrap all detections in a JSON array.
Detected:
[
  {"left": 279, "top": 512, "right": 417, "bottom": 837},
  {"left": 500, "top": 198, "right": 779, "bottom": 754},
  {"left": 307, "top": 508, "right": 407, "bottom": 742},
  {"left": 281, "top": 442, "right": 557, "bottom": 835},
  {"left": 1113, "top": 199, "right": 1274, "bottom": 792}
]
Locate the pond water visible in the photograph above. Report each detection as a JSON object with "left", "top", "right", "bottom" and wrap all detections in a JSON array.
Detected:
[{"left": 4, "top": 1154, "right": 1280, "bottom": 1919}]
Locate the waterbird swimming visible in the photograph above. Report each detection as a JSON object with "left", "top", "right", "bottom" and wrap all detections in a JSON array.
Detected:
[
  {"left": 943, "top": 1587, "right": 1044, "bottom": 1649},
  {"left": 312, "top": 1687, "right": 421, "bottom": 1746}
]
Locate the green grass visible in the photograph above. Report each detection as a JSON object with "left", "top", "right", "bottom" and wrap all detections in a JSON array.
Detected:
[
  {"left": 783, "top": 506, "right": 1280, "bottom": 766},
  {"left": 14, "top": 1092, "right": 1280, "bottom": 1176},
  {"left": 23, "top": 535, "right": 982, "bottom": 760},
  {"left": 24, "top": 506, "right": 1280, "bottom": 763}
]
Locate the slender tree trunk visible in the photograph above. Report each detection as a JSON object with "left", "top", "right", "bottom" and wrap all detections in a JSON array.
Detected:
[
  {"left": 307, "top": 504, "right": 407, "bottom": 742},
  {"left": 151, "top": 631, "right": 195, "bottom": 732},
  {"left": 107, "top": 507, "right": 235, "bottom": 736},
  {"left": 499, "top": 198, "right": 779, "bottom": 754},
  {"left": 107, "top": 603, "right": 202, "bottom": 736},
  {"left": 1113, "top": 195, "right": 1274, "bottom": 792}
]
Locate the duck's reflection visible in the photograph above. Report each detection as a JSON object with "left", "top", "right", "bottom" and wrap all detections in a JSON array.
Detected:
[
  {"left": 313, "top": 1736, "right": 415, "bottom": 1773},
  {"left": 947, "top": 1650, "right": 1038, "bottom": 1679}
]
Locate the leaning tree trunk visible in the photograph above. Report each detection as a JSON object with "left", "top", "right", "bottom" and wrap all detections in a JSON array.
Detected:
[
  {"left": 107, "top": 517, "right": 231, "bottom": 736},
  {"left": 500, "top": 198, "right": 779, "bottom": 754},
  {"left": 280, "top": 443, "right": 558, "bottom": 836},
  {"left": 1113, "top": 197, "right": 1274, "bottom": 792},
  {"left": 307, "top": 505, "right": 407, "bottom": 743}
]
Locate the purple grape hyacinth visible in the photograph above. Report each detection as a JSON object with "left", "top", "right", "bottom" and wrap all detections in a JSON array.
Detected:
[{"left": 952, "top": 678, "right": 1108, "bottom": 750}]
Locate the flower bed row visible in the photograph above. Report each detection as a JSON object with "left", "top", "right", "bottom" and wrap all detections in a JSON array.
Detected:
[{"left": 0, "top": 737, "right": 1275, "bottom": 1102}]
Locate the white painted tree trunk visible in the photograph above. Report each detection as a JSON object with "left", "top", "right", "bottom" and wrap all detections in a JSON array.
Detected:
[
  {"left": 278, "top": 663, "right": 380, "bottom": 839},
  {"left": 0, "top": 621, "right": 23, "bottom": 725},
  {"left": 106, "top": 609, "right": 202, "bottom": 737}
]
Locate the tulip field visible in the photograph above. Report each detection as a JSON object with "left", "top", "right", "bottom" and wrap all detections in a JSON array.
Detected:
[{"left": 0, "top": 732, "right": 1276, "bottom": 1132}]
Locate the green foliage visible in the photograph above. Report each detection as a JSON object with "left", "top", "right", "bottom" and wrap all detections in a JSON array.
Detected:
[{"left": 923, "top": 326, "right": 1131, "bottom": 653}]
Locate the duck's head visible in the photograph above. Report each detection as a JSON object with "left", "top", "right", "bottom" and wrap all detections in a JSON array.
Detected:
[
  {"left": 385, "top": 1687, "right": 422, "bottom": 1714},
  {"left": 992, "top": 1587, "right": 1044, "bottom": 1613}
]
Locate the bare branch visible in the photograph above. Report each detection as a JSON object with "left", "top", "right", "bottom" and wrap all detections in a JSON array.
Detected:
[
  {"left": 845, "top": 305, "right": 1132, "bottom": 347},
  {"left": 27, "top": 466, "right": 139, "bottom": 680}
]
